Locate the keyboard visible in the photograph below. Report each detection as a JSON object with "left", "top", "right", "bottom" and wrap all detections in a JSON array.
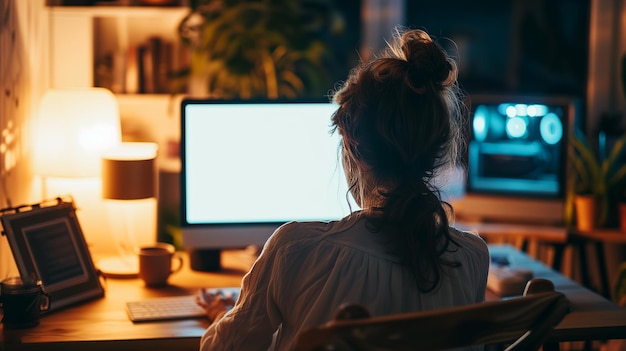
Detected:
[
  {"left": 126, "top": 287, "right": 240, "bottom": 322},
  {"left": 126, "top": 295, "right": 206, "bottom": 322}
]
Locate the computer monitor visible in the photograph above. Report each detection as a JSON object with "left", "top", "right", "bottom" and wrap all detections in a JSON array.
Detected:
[
  {"left": 180, "top": 99, "right": 358, "bottom": 271},
  {"left": 451, "top": 94, "right": 582, "bottom": 225}
]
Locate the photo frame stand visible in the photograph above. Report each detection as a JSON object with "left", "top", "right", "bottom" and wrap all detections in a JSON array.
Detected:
[{"left": 0, "top": 196, "right": 104, "bottom": 312}]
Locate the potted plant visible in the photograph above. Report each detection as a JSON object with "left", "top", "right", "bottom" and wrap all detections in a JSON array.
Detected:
[
  {"left": 174, "top": 0, "right": 348, "bottom": 99},
  {"left": 568, "top": 130, "right": 626, "bottom": 231}
]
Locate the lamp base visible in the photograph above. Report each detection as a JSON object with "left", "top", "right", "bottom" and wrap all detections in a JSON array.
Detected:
[{"left": 97, "top": 256, "right": 139, "bottom": 278}]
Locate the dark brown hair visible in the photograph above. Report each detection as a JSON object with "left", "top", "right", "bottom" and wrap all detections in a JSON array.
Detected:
[{"left": 331, "top": 28, "right": 466, "bottom": 292}]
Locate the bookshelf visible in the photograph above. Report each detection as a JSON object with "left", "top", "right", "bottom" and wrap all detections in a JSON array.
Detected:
[
  {"left": 47, "top": 5, "right": 189, "bottom": 93},
  {"left": 46, "top": 5, "right": 188, "bottom": 175}
]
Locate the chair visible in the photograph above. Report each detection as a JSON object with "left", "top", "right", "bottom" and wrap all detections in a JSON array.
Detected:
[{"left": 293, "top": 278, "right": 570, "bottom": 351}]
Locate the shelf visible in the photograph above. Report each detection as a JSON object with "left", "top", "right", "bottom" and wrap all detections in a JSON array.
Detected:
[
  {"left": 47, "top": 5, "right": 189, "bottom": 18},
  {"left": 48, "top": 5, "right": 190, "bottom": 93}
]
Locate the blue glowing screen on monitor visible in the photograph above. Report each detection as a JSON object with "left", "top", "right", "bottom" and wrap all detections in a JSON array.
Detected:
[{"left": 467, "top": 97, "right": 572, "bottom": 197}]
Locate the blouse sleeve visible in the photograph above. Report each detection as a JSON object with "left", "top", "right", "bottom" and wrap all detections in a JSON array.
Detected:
[
  {"left": 200, "top": 233, "right": 284, "bottom": 351},
  {"left": 475, "top": 252, "right": 489, "bottom": 303},
  {"left": 469, "top": 233, "right": 489, "bottom": 303}
]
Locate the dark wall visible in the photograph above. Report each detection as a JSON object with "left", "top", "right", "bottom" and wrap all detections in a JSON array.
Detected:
[{"left": 406, "top": 0, "right": 590, "bottom": 99}]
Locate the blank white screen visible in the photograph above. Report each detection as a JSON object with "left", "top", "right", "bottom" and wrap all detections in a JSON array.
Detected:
[{"left": 183, "top": 101, "right": 357, "bottom": 224}]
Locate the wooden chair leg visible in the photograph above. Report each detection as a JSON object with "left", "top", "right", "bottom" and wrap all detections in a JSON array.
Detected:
[
  {"left": 550, "top": 243, "right": 565, "bottom": 272},
  {"left": 593, "top": 242, "right": 611, "bottom": 299}
]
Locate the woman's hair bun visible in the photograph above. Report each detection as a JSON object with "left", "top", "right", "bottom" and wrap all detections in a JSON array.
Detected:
[{"left": 398, "top": 29, "right": 456, "bottom": 91}]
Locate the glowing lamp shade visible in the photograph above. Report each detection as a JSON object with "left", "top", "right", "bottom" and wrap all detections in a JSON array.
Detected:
[
  {"left": 35, "top": 88, "right": 121, "bottom": 178},
  {"left": 102, "top": 143, "right": 158, "bottom": 200},
  {"left": 99, "top": 142, "right": 159, "bottom": 277}
]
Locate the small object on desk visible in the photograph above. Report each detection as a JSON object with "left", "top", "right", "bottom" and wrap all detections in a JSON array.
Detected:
[
  {"left": 0, "top": 277, "right": 50, "bottom": 329},
  {"left": 487, "top": 266, "right": 534, "bottom": 297},
  {"left": 138, "top": 243, "right": 183, "bottom": 287},
  {"left": 490, "top": 253, "right": 510, "bottom": 266},
  {"left": 97, "top": 256, "right": 139, "bottom": 278}
]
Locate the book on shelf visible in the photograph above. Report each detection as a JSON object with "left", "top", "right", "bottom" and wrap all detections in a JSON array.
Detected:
[{"left": 95, "top": 35, "right": 188, "bottom": 94}]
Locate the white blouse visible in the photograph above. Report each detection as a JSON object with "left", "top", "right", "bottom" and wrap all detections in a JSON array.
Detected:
[{"left": 200, "top": 212, "right": 490, "bottom": 351}]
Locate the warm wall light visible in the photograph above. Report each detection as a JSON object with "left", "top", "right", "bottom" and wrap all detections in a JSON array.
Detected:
[
  {"left": 98, "top": 142, "right": 158, "bottom": 277},
  {"left": 33, "top": 88, "right": 122, "bottom": 258}
]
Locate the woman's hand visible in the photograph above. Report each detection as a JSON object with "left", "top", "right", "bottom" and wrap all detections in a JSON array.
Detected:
[{"left": 196, "top": 289, "right": 236, "bottom": 323}]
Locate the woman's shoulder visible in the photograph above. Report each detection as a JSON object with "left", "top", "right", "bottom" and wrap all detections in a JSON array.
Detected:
[
  {"left": 263, "top": 215, "right": 361, "bottom": 254},
  {"left": 266, "top": 221, "right": 342, "bottom": 250},
  {"left": 450, "top": 225, "right": 486, "bottom": 244},
  {"left": 448, "top": 226, "right": 490, "bottom": 259}
]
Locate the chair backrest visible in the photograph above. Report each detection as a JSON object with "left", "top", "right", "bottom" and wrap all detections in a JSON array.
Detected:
[{"left": 293, "top": 278, "right": 570, "bottom": 351}]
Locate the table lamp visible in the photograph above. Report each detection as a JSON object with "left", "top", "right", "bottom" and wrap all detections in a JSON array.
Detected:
[
  {"left": 34, "top": 88, "right": 121, "bottom": 178},
  {"left": 98, "top": 142, "right": 158, "bottom": 277},
  {"left": 34, "top": 88, "right": 122, "bottom": 257}
]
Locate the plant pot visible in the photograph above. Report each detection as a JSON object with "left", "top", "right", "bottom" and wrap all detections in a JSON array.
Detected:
[
  {"left": 574, "top": 195, "right": 596, "bottom": 232},
  {"left": 619, "top": 202, "right": 626, "bottom": 233}
]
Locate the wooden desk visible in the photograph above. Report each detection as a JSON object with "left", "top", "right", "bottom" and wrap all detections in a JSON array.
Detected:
[
  {"left": 457, "top": 221, "right": 626, "bottom": 301},
  {"left": 2, "top": 246, "right": 624, "bottom": 351},
  {"left": 556, "top": 228, "right": 626, "bottom": 300},
  {"left": 1, "top": 250, "right": 256, "bottom": 351},
  {"left": 487, "top": 245, "right": 626, "bottom": 345},
  {"left": 455, "top": 221, "right": 568, "bottom": 251}
]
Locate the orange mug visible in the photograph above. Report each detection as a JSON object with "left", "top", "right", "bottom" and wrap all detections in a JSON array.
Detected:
[{"left": 138, "top": 243, "right": 183, "bottom": 287}]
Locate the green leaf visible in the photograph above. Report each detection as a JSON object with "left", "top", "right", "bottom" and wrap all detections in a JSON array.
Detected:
[{"left": 570, "top": 130, "right": 603, "bottom": 194}]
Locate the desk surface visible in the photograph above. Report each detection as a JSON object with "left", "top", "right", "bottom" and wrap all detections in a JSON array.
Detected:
[
  {"left": 569, "top": 228, "right": 626, "bottom": 244},
  {"left": 2, "top": 245, "right": 625, "bottom": 350},
  {"left": 1, "top": 250, "right": 256, "bottom": 351},
  {"left": 455, "top": 221, "right": 568, "bottom": 243},
  {"left": 487, "top": 245, "right": 626, "bottom": 343}
]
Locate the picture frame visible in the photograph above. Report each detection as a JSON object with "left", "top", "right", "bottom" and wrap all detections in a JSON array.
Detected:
[{"left": 0, "top": 197, "right": 104, "bottom": 312}]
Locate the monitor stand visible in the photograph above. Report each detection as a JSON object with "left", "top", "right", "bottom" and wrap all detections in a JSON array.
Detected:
[{"left": 188, "top": 248, "right": 222, "bottom": 272}]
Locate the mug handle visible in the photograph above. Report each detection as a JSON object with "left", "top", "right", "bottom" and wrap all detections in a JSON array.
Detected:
[
  {"left": 171, "top": 254, "right": 184, "bottom": 275},
  {"left": 40, "top": 292, "right": 51, "bottom": 312}
]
